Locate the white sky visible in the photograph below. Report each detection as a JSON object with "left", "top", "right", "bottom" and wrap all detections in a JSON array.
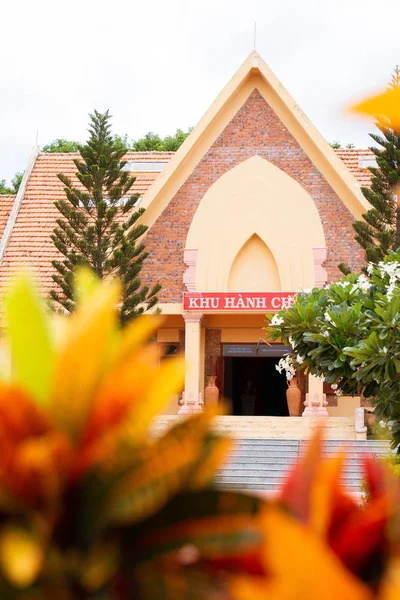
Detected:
[{"left": 1, "top": 0, "right": 399, "bottom": 182}]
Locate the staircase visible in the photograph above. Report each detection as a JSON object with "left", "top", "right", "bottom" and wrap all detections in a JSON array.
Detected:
[{"left": 214, "top": 439, "right": 392, "bottom": 494}]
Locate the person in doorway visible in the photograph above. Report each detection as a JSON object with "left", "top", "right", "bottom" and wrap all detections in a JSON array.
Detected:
[{"left": 241, "top": 379, "right": 257, "bottom": 415}]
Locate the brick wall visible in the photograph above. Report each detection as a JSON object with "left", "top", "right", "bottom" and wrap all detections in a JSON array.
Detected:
[{"left": 141, "top": 89, "right": 365, "bottom": 302}]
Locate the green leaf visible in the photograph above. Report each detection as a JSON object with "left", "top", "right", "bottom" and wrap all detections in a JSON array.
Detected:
[{"left": 5, "top": 274, "right": 55, "bottom": 405}]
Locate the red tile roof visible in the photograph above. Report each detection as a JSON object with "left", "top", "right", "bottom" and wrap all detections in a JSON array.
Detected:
[
  {"left": 0, "top": 148, "right": 376, "bottom": 296},
  {"left": 334, "top": 148, "right": 375, "bottom": 188},
  {"left": 0, "top": 152, "right": 174, "bottom": 295},
  {"left": 0, "top": 195, "right": 16, "bottom": 239}
]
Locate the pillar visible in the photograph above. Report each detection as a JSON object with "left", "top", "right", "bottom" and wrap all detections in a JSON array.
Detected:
[
  {"left": 199, "top": 324, "right": 206, "bottom": 396},
  {"left": 303, "top": 374, "right": 328, "bottom": 417},
  {"left": 178, "top": 313, "right": 203, "bottom": 414}
]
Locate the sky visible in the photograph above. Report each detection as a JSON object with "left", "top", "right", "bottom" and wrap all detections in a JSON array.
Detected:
[{"left": 1, "top": 0, "right": 399, "bottom": 183}]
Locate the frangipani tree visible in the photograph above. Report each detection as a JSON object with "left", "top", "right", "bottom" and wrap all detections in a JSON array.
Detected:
[{"left": 267, "top": 252, "right": 400, "bottom": 450}]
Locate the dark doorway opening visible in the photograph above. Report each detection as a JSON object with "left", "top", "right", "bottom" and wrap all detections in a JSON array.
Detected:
[{"left": 224, "top": 357, "right": 289, "bottom": 416}]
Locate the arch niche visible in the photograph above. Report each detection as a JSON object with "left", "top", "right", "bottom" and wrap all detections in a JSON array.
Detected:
[
  {"left": 228, "top": 234, "right": 281, "bottom": 291},
  {"left": 185, "top": 156, "right": 326, "bottom": 292}
]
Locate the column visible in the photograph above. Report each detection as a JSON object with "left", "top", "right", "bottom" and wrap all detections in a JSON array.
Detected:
[
  {"left": 303, "top": 374, "right": 328, "bottom": 416},
  {"left": 199, "top": 325, "right": 206, "bottom": 397},
  {"left": 178, "top": 313, "right": 203, "bottom": 415}
]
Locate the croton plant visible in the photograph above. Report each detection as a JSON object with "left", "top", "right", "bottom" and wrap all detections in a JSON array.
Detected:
[{"left": 0, "top": 270, "right": 399, "bottom": 599}]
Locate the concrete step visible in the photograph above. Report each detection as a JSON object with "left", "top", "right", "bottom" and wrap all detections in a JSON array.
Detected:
[
  {"left": 217, "top": 482, "right": 363, "bottom": 491},
  {"left": 215, "top": 436, "right": 391, "bottom": 493},
  {"left": 152, "top": 416, "right": 362, "bottom": 440}
]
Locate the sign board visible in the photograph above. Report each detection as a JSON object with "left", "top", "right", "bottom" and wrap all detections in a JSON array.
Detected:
[
  {"left": 183, "top": 292, "right": 296, "bottom": 312},
  {"left": 223, "top": 344, "right": 291, "bottom": 357}
]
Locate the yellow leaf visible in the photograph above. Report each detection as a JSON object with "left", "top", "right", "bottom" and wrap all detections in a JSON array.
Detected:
[
  {"left": 187, "top": 435, "right": 233, "bottom": 489},
  {"left": 80, "top": 543, "right": 119, "bottom": 592},
  {"left": 51, "top": 277, "right": 121, "bottom": 438},
  {"left": 5, "top": 273, "right": 55, "bottom": 405},
  {"left": 377, "top": 558, "right": 400, "bottom": 600},
  {"left": 0, "top": 526, "right": 43, "bottom": 588},
  {"left": 104, "top": 413, "right": 213, "bottom": 525},
  {"left": 73, "top": 267, "right": 102, "bottom": 307},
  {"left": 132, "top": 355, "right": 185, "bottom": 440},
  {"left": 350, "top": 87, "right": 400, "bottom": 129},
  {"left": 230, "top": 575, "right": 291, "bottom": 600},
  {"left": 114, "top": 314, "right": 164, "bottom": 365},
  {"left": 261, "top": 506, "right": 373, "bottom": 600}
]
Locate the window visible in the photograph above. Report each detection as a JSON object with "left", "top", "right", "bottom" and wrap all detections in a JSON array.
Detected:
[
  {"left": 358, "top": 156, "right": 378, "bottom": 169},
  {"left": 122, "top": 161, "right": 169, "bottom": 173}
]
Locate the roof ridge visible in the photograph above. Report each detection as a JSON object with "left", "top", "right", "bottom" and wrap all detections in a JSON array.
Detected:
[{"left": 0, "top": 146, "right": 40, "bottom": 265}]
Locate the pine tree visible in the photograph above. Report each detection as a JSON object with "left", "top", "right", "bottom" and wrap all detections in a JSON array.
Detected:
[
  {"left": 339, "top": 67, "right": 400, "bottom": 272},
  {"left": 50, "top": 110, "right": 161, "bottom": 324}
]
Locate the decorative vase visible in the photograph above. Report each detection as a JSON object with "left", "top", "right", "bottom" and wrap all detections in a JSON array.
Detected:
[
  {"left": 286, "top": 377, "right": 301, "bottom": 416},
  {"left": 205, "top": 375, "right": 219, "bottom": 408}
]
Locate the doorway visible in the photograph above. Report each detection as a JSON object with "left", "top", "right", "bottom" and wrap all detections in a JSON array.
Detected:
[{"left": 224, "top": 356, "right": 289, "bottom": 416}]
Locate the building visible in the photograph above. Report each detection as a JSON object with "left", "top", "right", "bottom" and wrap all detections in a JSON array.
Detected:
[{"left": 0, "top": 52, "right": 376, "bottom": 427}]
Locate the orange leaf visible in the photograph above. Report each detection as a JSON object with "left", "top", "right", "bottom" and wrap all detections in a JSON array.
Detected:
[
  {"left": 261, "top": 506, "right": 373, "bottom": 600},
  {"left": 51, "top": 278, "right": 120, "bottom": 439},
  {"left": 350, "top": 87, "right": 400, "bottom": 129}
]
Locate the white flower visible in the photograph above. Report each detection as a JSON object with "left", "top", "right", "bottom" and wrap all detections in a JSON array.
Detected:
[
  {"left": 376, "top": 260, "right": 400, "bottom": 300},
  {"left": 334, "top": 388, "right": 343, "bottom": 397},
  {"left": 367, "top": 263, "right": 374, "bottom": 275},
  {"left": 296, "top": 354, "right": 304, "bottom": 364},
  {"left": 379, "top": 420, "right": 386, "bottom": 427},
  {"left": 276, "top": 355, "right": 296, "bottom": 381},
  {"left": 382, "top": 346, "right": 388, "bottom": 354},
  {"left": 336, "top": 281, "right": 352, "bottom": 289},
  {"left": 331, "top": 383, "right": 338, "bottom": 390},
  {"left": 322, "top": 330, "right": 329, "bottom": 338},
  {"left": 353, "top": 274, "right": 371, "bottom": 294},
  {"left": 270, "top": 313, "right": 284, "bottom": 326}
]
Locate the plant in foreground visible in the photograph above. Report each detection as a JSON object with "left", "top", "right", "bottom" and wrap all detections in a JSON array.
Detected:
[
  {"left": 0, "top": 270, "right": 262, "bottom": 598},
  {"left": 1, "top": 271, "right": 400, "bottom": 598}
]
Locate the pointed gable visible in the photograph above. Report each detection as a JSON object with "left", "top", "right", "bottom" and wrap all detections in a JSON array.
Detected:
[{"left": 139, "top": 55, "right": 367, "bottom": 302}]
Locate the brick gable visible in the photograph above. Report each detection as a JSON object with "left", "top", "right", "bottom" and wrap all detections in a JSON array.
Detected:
[{"left": 141, "top": 89, "right": 365, "bottom": 302}]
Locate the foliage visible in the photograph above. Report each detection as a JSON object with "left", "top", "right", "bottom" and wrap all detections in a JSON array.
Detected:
[
  {"left": 43, "top": 129, "right": 191, "bottom": 155},
  {"left": 1, "top": 271, "right": 400, "bottom": 598},
  {"left": 0, "top": 180, "right": 13, "bottom": 195},
  {"left": 329, "top": 141, "right": 355, "bottom": 149},
  {"left": 340, "top": 67, "right": 400, "bottom": 273},
  {"left": 361, "top": 450, "right": 400, "bottom": 505},
  {"left": 50, "top": 110, "right": 160, "bottom": 324},
  {"left": 0, "top": 269, "right": 268, "bottom": 599},
  {"left": 0, "top": 172, "right": 23, "bottom": 195},
  {"left": 42, "top": 138, "right": 81, "bottom": 153},
  {"left": 132, "top": 128, "right": 191, "bottom": 152},
  {"left": 267, "top": 251, "right": 400, "bottom": 451},
  {"left": 43, "top": 136, "right": 132, "bottom": 154}
]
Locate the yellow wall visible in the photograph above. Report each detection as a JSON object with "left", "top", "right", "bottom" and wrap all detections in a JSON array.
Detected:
[
  {"left": 228, "top": 234, "right": 281, "bottom": 291},
  {"left": 186, "top": 155, "right": 325, "bottom": 292}
]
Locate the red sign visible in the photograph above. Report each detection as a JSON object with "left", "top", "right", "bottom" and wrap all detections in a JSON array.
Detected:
[{"left": 183, "top": 292, "right": 296, "bottom": 312}]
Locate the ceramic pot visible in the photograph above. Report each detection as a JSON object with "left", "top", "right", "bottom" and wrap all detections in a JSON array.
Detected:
[
  {"left": 286, "top": 376, "right": 302, "bottom": 416},
  {"left": 205, "top": 375, "right": 219, "bottom": 408}
]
